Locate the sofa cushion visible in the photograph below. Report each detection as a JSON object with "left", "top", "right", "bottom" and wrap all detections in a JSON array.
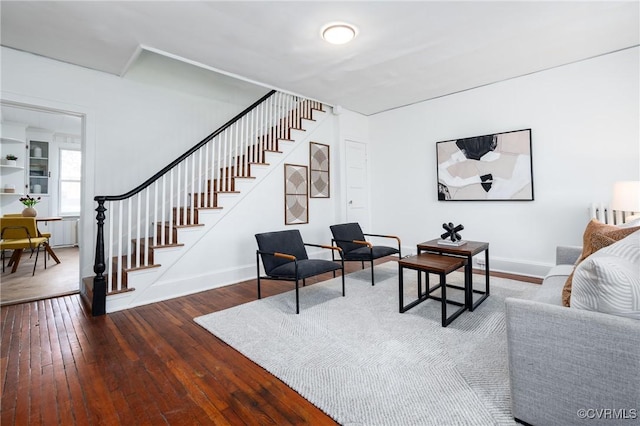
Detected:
[
  {"left": 561, "top": 219, "right": 640, "bottom": 306},
  {"left": 570, "top": 230, "right": 640, "bottom": 319}
]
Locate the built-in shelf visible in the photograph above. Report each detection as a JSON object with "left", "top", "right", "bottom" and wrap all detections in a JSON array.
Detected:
[
  {"left": 28, "top": 141, "right": 49, "bottom": 194},
  {"left": 2, "top": 136, "right": 27, "bottom": 208}
]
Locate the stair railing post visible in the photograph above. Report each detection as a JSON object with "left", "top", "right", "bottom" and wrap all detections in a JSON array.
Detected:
[{"left": 92, "top": 198, "right": 107, "bottom": 316}]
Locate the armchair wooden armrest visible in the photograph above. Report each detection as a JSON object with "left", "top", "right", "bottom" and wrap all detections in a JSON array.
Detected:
[
  {"left": 305, "top": 243, "right": 343, "bottom": 253},
  {"left": 274, "top": 252, "right": 296, "bottom": 261},
  {"left": 256, "top": 249, "right": 297, "bottom": 261},
  {"left": 363, "top": 233, "right": 402, "bottom": 245},
  {"left": 332, "top": 238, "right": 372, "bottom": 248}
]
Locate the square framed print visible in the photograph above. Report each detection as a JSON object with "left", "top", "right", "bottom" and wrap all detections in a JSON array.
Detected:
[
  {"left": 284, "top": 163, "right": 309, "bottom": 224},
  {"left": 436, "top": 128, "right": 533, "bottom": 201},
  {"left": 309, "top": 142, "right": 330, "bottom": 198}
]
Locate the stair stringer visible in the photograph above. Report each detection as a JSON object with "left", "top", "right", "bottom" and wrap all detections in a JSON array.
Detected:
[{"left": 104, "top": 109, "right": 331, "bottom": 313}]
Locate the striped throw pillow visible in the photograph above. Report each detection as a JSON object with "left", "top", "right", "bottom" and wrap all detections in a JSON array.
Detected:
[{"left": 570, "top": 230, "right": 640, "bottom": 320}]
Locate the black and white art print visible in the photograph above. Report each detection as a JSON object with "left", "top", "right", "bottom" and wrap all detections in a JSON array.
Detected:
[
  {"left": 309, "top": 142, "right": 330, "bottom": 198},
  {"left": 436, "top": 129, "right": 534, "bottom": 201},
  {"left": 284, "top": 164, "right": 309, "bottom": 225}
]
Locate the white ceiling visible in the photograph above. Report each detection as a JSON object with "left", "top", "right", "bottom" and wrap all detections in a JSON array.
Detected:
[{"left": 1, "top": 1, "right": 638, "bottom": 116}]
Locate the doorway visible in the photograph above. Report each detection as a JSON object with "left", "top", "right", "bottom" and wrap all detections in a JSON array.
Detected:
[
  {"left": 1, "top": 102, "right": 83, "bottom": 305},
  {"left": 345, "top": 139, "right": 371, "bottom": 230}
]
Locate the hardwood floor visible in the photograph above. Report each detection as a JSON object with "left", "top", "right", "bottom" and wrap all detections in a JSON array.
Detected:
[
  {"left": 1, "top": 263, "right": 375, "bottom": 425},
  {"left": 1, "top": 258, "right": 539, "bottom": 425},
  {"left": 1, "top": 247, "right": 80, "bottom": 306}
]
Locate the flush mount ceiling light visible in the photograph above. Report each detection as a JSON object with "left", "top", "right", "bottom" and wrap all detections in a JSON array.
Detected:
[{"left": 321, "top": 23, "right": 357, "bottom": 45}]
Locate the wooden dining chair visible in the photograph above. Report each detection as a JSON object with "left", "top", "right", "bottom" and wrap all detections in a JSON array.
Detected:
[{"left": 2, "top": 213, "right": 52, "bottom": 239}]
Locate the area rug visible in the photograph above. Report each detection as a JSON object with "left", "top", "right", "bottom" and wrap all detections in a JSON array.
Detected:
[{"left": 195, "top": 262, "right": 540, "bottom": 425}]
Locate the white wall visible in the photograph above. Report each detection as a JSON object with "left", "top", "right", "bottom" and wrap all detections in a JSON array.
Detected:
[
  {"left": 368, "top": 48, "right": 640, "bottom": 276},
  {"left": 1, "top": 46, "right": 268, "bottom": 278},
  {"left": 3, "top": 44, "right": 638, "bottom": 284},
  {"left": 335, "top": 109, "right": 371, "bottom": 229}
]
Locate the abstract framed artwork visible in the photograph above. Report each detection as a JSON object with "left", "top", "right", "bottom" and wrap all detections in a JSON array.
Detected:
[
  {"left": 310, "top": 142, "right": 330, "bottom": 198},
  {"left": 436, "top": 128, "right": 534, "bottom": 201},
  {"left": 284, "top": 163, "right": 309, "bottom": 225}
]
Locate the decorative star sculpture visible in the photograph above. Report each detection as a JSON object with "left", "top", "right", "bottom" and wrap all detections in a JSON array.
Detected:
[{"left": 441, "top": 222, "right": 464, "bottom": 242}]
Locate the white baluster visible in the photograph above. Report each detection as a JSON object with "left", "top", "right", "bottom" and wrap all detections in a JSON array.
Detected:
[
  {"left": 144, "top": 188, "right": 150, "bottom": 266},
  {"left": 169, "top": 169, "right": 174, "bottom": 244},
  {"left": 161, "top": 175, "right": 166, "bottom": 245},
  {"left": 183, "top": 159, "right": 189, "bottom": 225},
  {"left": 117, "top": 201, "right": 123, "bottom": 291},
  {"left": 217, "top": 133, "right": 222, "bottom": 194},
  {"left": 127, "top": 197, "right": 132, "bottom": 271},
  {"left": 136, "top": 192, "right": 141, "bottom": 268},
  {"left": 107, "top": 201, "right": 114, "bottom": 292}
]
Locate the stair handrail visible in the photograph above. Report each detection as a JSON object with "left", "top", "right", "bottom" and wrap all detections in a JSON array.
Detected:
[
  {"left": 90, "top": 89, "right": 323, "bottom": 316},
  {"left": 94, "top": 89, "right": 276, "bottom": 203},
  {"left": 92, "top": 89, "right": 276, "bottom": 316}
]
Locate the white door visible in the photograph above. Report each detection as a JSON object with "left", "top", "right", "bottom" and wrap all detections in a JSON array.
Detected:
[{"left": 345, "top": 140, "right": 370, "bottom": 229}]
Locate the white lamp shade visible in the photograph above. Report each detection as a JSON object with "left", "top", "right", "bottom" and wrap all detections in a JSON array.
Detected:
[{"left": 611, "top": 181, "right": 640, "bottom": 212}]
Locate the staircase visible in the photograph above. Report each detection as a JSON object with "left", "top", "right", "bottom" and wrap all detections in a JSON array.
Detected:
[{"left": 83, "top": 91, "right": 327, "bottom": 315}]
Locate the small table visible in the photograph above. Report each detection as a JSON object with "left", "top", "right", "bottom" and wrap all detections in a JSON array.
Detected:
[
  {"left": 417, "top": 239, "right": 490, "bottom": 311},
  {"left": 398, "top": 253, "right": 468, "bottom": 327}
]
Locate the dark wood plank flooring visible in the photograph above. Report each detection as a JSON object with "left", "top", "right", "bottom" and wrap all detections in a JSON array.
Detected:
[{"left": 1, "top": 258, "right": 539, "bottom": 425}]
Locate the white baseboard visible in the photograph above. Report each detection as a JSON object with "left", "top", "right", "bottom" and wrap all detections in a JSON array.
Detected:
[{"left": 484, "top": 257, "right": 552, "bottom": 279}]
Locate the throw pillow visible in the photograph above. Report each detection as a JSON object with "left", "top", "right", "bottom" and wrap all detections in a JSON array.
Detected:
[
  {"left": 570, "top": 230, "right": 640, "bottom": 319},
  {"left": 561, "top": 219, "right": 640, "bottom": 306}
]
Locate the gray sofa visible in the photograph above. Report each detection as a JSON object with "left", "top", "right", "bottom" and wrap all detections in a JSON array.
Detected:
[{"left": 505, "top": 245, "right": 640, "bottom": 426}]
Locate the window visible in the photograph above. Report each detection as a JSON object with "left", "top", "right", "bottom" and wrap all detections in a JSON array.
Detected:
[{"left": 59, "top": 148, "right": 81, "bottom": 215}]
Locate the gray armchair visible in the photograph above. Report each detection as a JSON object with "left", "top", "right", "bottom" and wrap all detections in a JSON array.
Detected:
[
  {"left": 255, "top": 229, "right": 344, "bottom": 314},
  {"left": 330, "top": 222, "right": 401, "bottom": 285}
]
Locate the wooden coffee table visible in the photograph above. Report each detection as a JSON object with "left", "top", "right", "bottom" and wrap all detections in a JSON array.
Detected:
[
  {"left": 398, "top": 253, "right": 468, "bottom": 327},
  {"left": 417, "top": 239, "right": 490, "bottom": 311}
]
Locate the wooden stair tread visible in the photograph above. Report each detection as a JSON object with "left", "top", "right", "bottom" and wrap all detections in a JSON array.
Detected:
[
  {"left": 132, "top": 238, "right": 185, "bottom": 250},
  {"left": 160, "top": 223, "right": 204, "bottom": 228},
  {"left": 196, "top": 206, "right": 223, "bottom": 211},
  {"left": 107, "top": 287, "right": 136, "bottom": 295},
  {"left": 121, "top": 263, "right": 161, "bottom": 273},
  {"left": 84, "top": 275, "right": 136, "bottom": 295}
]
